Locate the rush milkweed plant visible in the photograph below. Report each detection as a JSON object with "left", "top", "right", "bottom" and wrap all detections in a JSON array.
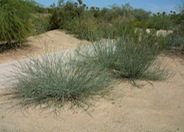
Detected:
[{"left": 0, "top": 0, "right": 33, "bottom": 43}]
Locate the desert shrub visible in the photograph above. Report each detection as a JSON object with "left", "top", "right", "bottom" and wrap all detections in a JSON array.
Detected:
[
  {"left": 167, "top": 34, "right": 184, "bottom": 50},
  {"left": 145, "top": 13, "right": 174, "bottom": 30},
  {"left": 0, "top": 0, "right": 33, "bottom": 43},
  {"left": 11, "top": 51, "right": 112, "bottom": 107},
  {"left": 98, "top": 17, "right": 136, "bottom": 40},
  {"left": 177, "top": 0, "right": 184, "bottom": 35},
  {"left": 49, "top": 1, "right": 102, "bottom": 41},
  {"left": 75, "top": 40, "right": 117, "bottom": 69},
  {"left": 49, "top": 2, "right": 154, "bottom": 41},
  {"left": 113, "top": 35, "right": 167, "bottom": 79},
  {"left": 49, "top": 1, "right": 86, "bottom": 30},
  {"left": 24, "top": 0, "right": 48, "bottom": 13},
  {"left": 75, "top": 33, "right": 168, "bottom": 80},
  {"left": 165, "top": 0, "right": 184, "bottom": 51},
  {"left": 31, "top": 14, "right": 51, "bottom": 35},
  {"left": 64, "top": 16, "right": 102, "bottom": 41},
  {"left": 49, "top": 8, "right": 63, "bottom": 30},
  {"left": 113, "top": 21, "right": 135, "bottom": 38},
  {"left": 50, "top": 4, "right": 101, "bottom": 41}
]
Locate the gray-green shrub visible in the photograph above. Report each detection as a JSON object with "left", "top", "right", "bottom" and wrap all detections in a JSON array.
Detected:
[
  {"left": 75, "top": 33, "right": 168, "bottom": 80},
  {"left": 11, "top": 51, "right": 112, "bottom": 107},
  {"left": 114, "top": 35, "right": 167, "bottom": 79}
]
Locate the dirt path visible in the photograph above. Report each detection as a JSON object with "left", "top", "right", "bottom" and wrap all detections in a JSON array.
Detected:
[
  {"left": 0, "top": 30, "right": 184, "bottom": 132},
  {"left": 0, "top": 30, "right": 86, "bottom": 64}
]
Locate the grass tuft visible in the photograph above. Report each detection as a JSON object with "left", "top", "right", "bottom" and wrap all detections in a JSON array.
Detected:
[
  {"left": 10, "top": 51, "right": 112, "bottom": 108},
  {"left": 75, "top": 33, "right": 169, "bottom": 80}
]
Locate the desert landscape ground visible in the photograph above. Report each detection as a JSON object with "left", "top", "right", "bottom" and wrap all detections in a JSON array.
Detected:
[{"left": 0, "top": 30, "right": 184, "bottom": 132}]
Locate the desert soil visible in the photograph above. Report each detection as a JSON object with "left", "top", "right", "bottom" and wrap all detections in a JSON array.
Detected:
[
  {"left": 0, "top": 30, "right": 86, "bottom": 64},
  {"left": 0, "top": 30, "right": 184, "bottom": 132}
]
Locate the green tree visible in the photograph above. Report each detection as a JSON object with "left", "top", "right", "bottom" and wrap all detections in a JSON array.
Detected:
[
  {"left": 77, "top": 0, "right": 83, "bottom": 5},
  {"left": 58, "top": 0, "right": 65, "bottom": 7},
  {"left": 132, "top": 9, "right": 151, "bottom": 21}
]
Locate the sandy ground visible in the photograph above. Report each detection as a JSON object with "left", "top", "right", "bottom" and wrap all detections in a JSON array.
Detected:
[
  {"left": 0, "top": 30, "right": 184, "bottom": 132},
  {"left": 0, "top": 30, "right": 86, "bottom": 64}
]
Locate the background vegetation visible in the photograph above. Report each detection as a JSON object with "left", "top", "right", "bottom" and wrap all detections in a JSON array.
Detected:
[
  {"left": 47, "top": 0, "right": 184, "bottom": 51},
  {"left": 0, "top": 0, "right": 183, "bottom": 49}
]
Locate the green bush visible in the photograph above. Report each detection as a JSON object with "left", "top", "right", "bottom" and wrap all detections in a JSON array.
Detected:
[
  {"left": 0, "top": 0, "right": 33, "bottom": 43},
  {"left": 50, "top": 5, "right": 101, "bottom": 41},
  {"left": 49, "top": 8, "right": 62, "bottom": 30},
  {"left": 11, "top": 51, "right": 112, "bottom": 107},
  {"left": 75, "top": 33, "right": 168, "bottom": 80},
  {"left": 64, "top": 16, "right": 102, "bottom": 41},
  {"left": 48, "top": 2, "right": 153, "bottom": 41},
  {"left": 145, "top": 13, "right": 174, "bottom": 30},
  {"left": 114, "top": 35, "right": 167, "bottom": 79},
  {"left": 99, "top": 17, "right": 126, "bottom": 39},
  {"left": 31, "top": 14, "right": 51, "bottom": 35},
  {"left": 75, "top": 40, "right": 117, "bottom": 69},
  {"left": 49, "top": 1, "right": 86, "bottom": 30},
  {"left": 167, "top": 34, "right": 184, "bottom": 50}
]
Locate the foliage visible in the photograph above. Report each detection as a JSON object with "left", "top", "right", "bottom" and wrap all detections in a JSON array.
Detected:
[
  {"left": 166, "top": 1, "right": 184, "bottom": 51},
  {"left": 11, "top": 51, "right": 112, "bottom": 107},
  {"left": 49, "top": 1, "right": 86, "bottom": 30},
  {"left": 64, "top": 16, "right": 102, "bottom": 41},
  {"left": 49, "top": 9, "right": 62, "bottom": 29},
  {"left": 23, "top": 0, "right": 48, "bottom": 13},
  {"left": 0, "top": 0, "right": 34, "bottom": 43},
  {"left": 150, "top": 12, "right": 173, "bottom": 30},
  {"left": 75, "top": 32, "right": 168, "bottom": 80},
  {"left": 132, "top": 9, "right": 151, "bottom": 21},
  {"left": 98, "top": 19, "right": 134, "bottom": 40},
  {"left": 113, "top": 35, "right": 167, "bottom": 79},
  {"left": 176, "top": 0, "right": 184, "bottom": 35},
  {"left": 167, "top": 34, "right": 184, "bottom": 50},
  {"left": 134, "top": 12, "right": 174, "bottom": 30},
  {"left": 49, "top": 1, "right": 153, "bottom": 41},
  {"left": 31, "top": 14, "right": 51, "bottom": 35},
  {"left": 49, "top": 1, "right": 184, "bottom": 42}
]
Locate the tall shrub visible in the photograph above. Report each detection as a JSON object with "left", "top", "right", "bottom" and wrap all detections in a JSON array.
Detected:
[{"left": 0, "top": 0, "right": 33, "bottom": 43}]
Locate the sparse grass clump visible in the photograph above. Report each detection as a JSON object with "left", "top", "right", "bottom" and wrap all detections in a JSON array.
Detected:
[{"left": 11, "top": 52, "right": 112, "bottom": 107}]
